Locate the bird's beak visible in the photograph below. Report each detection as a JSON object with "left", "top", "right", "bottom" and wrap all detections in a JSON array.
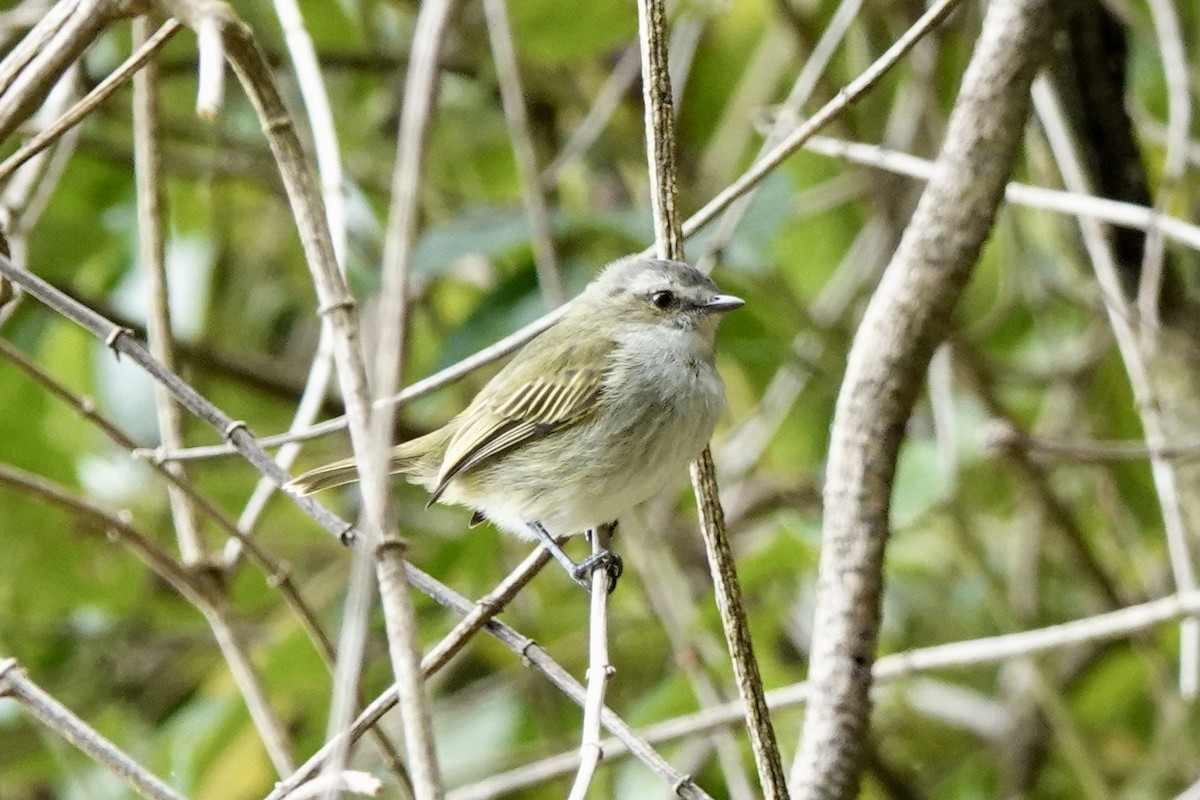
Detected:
[{"left": 702, "top": 294, "right": 745, "bottom": 313}]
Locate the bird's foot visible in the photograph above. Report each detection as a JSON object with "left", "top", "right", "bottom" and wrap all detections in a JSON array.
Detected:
[{"left": 573, "top": 549, "right": 623, "bottom": 594}]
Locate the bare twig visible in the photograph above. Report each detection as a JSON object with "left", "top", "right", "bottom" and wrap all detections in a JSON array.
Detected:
[
  {"left": 482, "top": 0, "right": 564, "bottom": 306},
  {"left": 638, "top": 0, "right": 683, "bottom": 261},
  {"left": 648, "top": 0, "right": 964, "bottom": 258},
  {"left": 450, "top": 588, "right": 1200, "bottom": 798},
  {"left": 541, "top": 44, "right": 639, "bottom": 182},
  {"left": 0, "top": 463, "right": 210, "bottom": 604},
  {"left": 226, "top": 0, "right": 354, "bottom": 568},
  {"left": 792, "top": 0, "right": 1055, "bottom": 795},
  {"left": 139, "top": 308, "right": 568, "bottom": 461},
  {"left": 0, "top": 0, "right": 122, "bottom": 141},
  {"left": 0, "top": 19, "right": 182, "bottom": 183},
  {"left": 697, "top": 0, "right": 863, "bottom": 273},
  {"left": 135, "top": 12, "right": 294, "bottom": 776},
  {"left": 288, "top": 772, "right": 383, "bottom": 800},
  {"left": 0, "top": 339, "right": 335, "bottom": 670},
  {"left": 265, "top": 542, "right": 713, "bottom": 800},
  {"left": 194, "top": 13, "right": 225, "bottom": 118},
  {"left": 803, "top": 135, "right": 1200, "bottom": 251},
  {"left": 0, "top": 460, "right": 298, "bottom": 779},
  {"left": 987, "top": 421, "right": 1200, "bottom": 463},
  {"left": 321, "top": 544, "right": 378, "bottom": 800},
  {"left": 1136, "top": 0, "right": 1190, "bottom": 325},
  {"left": 133, "top": 14, "right": 207, "bottom": 568},
  {"left": 0, "top": 338, "right": 406, "bottom": 781},
  {"left": 1032, "top": 77, "right": 1200, "bottom": 697},
  {"left": 0, "top": 253, "right": 358, "bottom": 542},
  {"left": 0, "top": 659, "right": 188, "bottom": 800},
  {"left": 623, "top": 508, "right": 758, "bottom": 800},
  {"left": 692, "top": 449, "right": 789, "bottom": 797},
  {"left": 362, "top": 0, "right": 460, "bottom": 796},
  {"left": 567, "top": 528, "right": 615, "bottom": 800},
  {"left": 637, "top": 0, "right": 788, "bottom": 793},
  {"left": 2, "top": 71, "right": 82, "bottom": 238},
  {"left": 269, "top": 543, "right": 554, "bottom": 798}
]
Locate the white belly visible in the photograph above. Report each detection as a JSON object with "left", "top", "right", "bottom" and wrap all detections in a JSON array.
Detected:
[{"left": 456, "top": 325, "right": 727, "bottom": 539}]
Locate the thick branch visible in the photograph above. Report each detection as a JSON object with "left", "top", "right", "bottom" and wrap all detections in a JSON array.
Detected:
[{"left": 791, "top": 0, "right": 1056, "bottom": 796}]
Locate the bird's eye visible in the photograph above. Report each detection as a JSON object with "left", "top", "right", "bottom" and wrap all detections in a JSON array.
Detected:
[{"left": 650, "top": 290, "right": 675, "bottom": 309}]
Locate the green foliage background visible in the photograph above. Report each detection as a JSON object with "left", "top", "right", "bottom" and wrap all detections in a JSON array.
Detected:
[{"left": 2, "top": 0, "right": 1199, "bottom": 797}]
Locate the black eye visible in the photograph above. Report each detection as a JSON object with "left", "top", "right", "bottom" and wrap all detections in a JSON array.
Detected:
[{"left": 650, "top": 290, "right": 675, "bottom": 309}]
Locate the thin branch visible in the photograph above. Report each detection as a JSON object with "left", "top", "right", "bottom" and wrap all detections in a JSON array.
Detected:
[
  {"left": 637, "top": 0, "right": 788, "bottom": 793},
  {"left": 226, "top": 0, "right": 354, "bottom": 568},
  {"left": 1032, "top": 76, "right": 1200, "bottom": 697},
  {"left": 429, "top": 588, "right": 715, "bottom": 799},
  {"left": 288, "top": 772, "right": 384, "bottom": 800},
  {"left": 363, "top": 0, "right": 460, "bottom": 796},
  {"left": 0, "top": 261, "right": 471, "bottom": 688},
  {"left": 266, "top": 544, "right": 713, "bottom": 800},
  {"left": 0, "top": 337, "right": 412, "bottom": 779},
  {"left": 132, "top": 14, "right": 207, "bottom": 567},
  {"left": 0, "top": 253, "right": 358, "bottom": 543},
  {"left": 451, "top": 589, "right": 1200, "bottom": 798},
  {"left": 194, "top": 13, "right": 224, "bottom": 118},
  {"left": 691, "top": 449, "right": 789, "bottom": 797},
  {"left": 646, "top": 0, "right": 964, "bottom": 258},
  {"left": 0, "top": 19, "right": 181, "bottom": 183},
  {"left": 1136, "top": 0, "right": 1190, "bottom": 325},
  {"left": 254, "top": 0, "right": 390, "bottom": 788},
  {"left": 697, "top": 0, "right": 864, "bottom": 273},
  {"left": 0, "top": 0, "right": 122, "bottom": 142},
  {"left": 792, "top": 1, "right": 1055, "bottom": 795},
  {"left": 0, "top": 463, "right": 211, "bottom": 605},
  {"left": 134, "top": 14, "right": 296, "bottom": 775},
  {"left": 269, "top": 543, "right": 554, "bottom": 797},
  {"left": 421, "top": 538, "right": 555, "bottom": 676},
  {"left": 139, "top": 309, "right": 568, "bottom": 461},
  {"left": 3, "top": 72, "right": 82, "bottom": 237},
  {"left": 202, "top": 605, "right": 298, "bottom": 776},
  {"left": 482, "top": 0, "right": 564, "bottom": 306},
  {"left": 541, "top": 44, "right": 639, "bottom": 183},
  {"left": 638, "top": 0, "right": 683, "bottom": 262},
  {"left": 988, "top": 421, "right": 1200, "bottom": 463},
  {"left": 567, "top": 528, "right": 615, "bottom": 800},
  {"left": 623, "top": 506, "right": 758, "bottom": 800},
  {"left": 0, "top": 461, "right": 297, "bottom": 777},
  {"left": 0, "top": 659, "right": 188, "bottom": 800},
  {"left": 803, "top": 135, "right": 1200, "bottom": 251},
  {"left": 321, "top": 544, "right": 378, "bottom": 800}
]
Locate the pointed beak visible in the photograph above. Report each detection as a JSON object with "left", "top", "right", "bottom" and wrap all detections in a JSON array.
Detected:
[{"left": 702, "top": 294, "right": 745, "bottom": 313}]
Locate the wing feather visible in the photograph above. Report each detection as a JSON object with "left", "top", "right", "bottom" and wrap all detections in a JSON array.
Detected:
[{"left": 427, "top": 362, "right": 606, "bottom": 505}]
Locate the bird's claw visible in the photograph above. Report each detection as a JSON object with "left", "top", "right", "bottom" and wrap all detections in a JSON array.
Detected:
[{"left": 573, "top": 550, "right": 623, "bottom": 594}]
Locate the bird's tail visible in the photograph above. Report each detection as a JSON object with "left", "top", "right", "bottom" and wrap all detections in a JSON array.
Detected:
[
  {"left": 285, "top": 457, "right": 362, "bottom": 495},
  {"left": 285, "top": 430, "right": 446, "bottom": 497}
]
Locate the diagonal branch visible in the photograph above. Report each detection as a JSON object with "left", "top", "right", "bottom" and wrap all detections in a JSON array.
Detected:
[
  {"left": 637, "top": 0, "right": 789, "bottom": 795},
  {"left": 0, "top": 659, "right": 188, "bottom": 800},
  {"left": 791, "top": 0, "right": 1056, "bottom": 796},
  {"left": 0, "top": 252, "right": 710, "bottom": 800}
]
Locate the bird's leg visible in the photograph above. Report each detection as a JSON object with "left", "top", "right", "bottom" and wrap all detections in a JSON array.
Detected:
[
  {"left": 527, "top": 521, "right": 592, "bottom": 591},
  {"left": 574, "top": 521, "right": 623, "bottom": 594}
]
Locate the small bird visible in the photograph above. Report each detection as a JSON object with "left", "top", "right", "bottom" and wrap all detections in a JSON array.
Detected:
[{"left": 287, "top": 256, "right": 743, "bottom": 590}]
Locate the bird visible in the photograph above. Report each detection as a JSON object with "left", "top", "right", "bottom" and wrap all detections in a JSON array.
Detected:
[{"left": 287, "top": 256, "right": 743, "bottom": 590}]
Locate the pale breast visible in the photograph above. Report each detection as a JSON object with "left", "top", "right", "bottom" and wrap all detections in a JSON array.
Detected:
[{"left": 441, "top": 324, "right": 727, "bottom": 539}]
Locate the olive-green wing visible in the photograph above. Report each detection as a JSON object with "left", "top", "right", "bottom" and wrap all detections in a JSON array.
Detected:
[{"left": 427, "top": 333, "right": 611, "bottom": 504}]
